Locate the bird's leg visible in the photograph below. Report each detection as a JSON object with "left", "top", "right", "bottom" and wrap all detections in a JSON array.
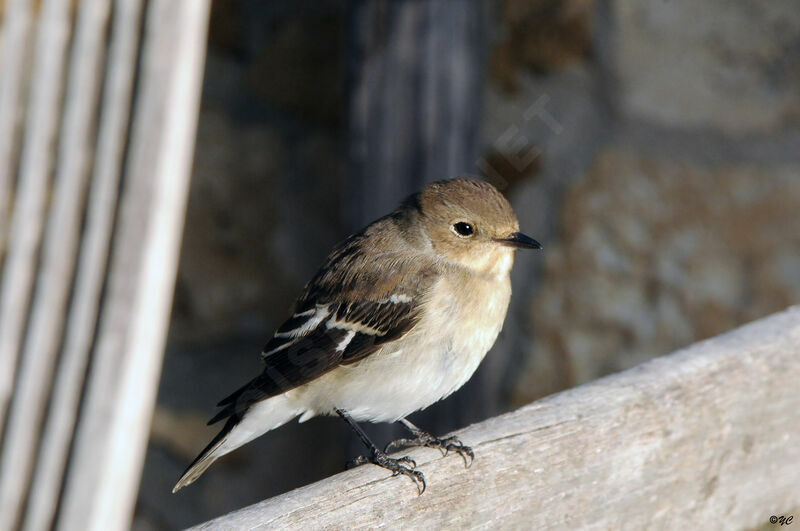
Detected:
[
  {"left": 335, "top": 408, "right": 426, "bottom": 494},
  {"left": 385, "top": 418, "right": 474, "bottom": 468}
]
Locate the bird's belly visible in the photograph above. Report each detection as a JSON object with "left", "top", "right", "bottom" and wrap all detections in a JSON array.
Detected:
[{"left": 297, "top": 277, "right": 511, "bottom": 423}]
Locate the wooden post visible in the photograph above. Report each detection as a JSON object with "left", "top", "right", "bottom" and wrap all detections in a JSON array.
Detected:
[
  {"left": 0, "top": 0, "right": 210, "bottom": 529},
  {"left": 23, "top": 0, "right": 143, "bottom": 528},
  {"left": 57, "top": 1, "right": 210, "bottom": 529},
  {"left": 345, "top": 0, "right": 490, "bottom": 448},
  {"left": 0, "top": 0, "right": 72, "bottom": 438},
  {"left": 190, "top": 306, "right": 800, "bottom": 529},
  {"left": 0, "top": 0, "right": 107, "bottom": 526},
  {"left": 346, "top": 0, "right": 485, "bottom": 228}
]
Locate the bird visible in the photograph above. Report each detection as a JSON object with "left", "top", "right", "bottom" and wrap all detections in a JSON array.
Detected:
[{"left": 172, "top": 177, "right": 541, "bottom": 494}]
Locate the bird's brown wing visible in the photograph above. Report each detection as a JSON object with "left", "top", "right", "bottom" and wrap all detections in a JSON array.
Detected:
[{"left": 208, "top": 235, "right": 439, "bottom": 425}]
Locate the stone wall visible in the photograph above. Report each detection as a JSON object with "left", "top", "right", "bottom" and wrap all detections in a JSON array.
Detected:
[
  {"left": 135, "top": 1, "right": 800, "bottom": 528},
  {"left": 483, "top": 0, "right": 800, "bottom": 405}
]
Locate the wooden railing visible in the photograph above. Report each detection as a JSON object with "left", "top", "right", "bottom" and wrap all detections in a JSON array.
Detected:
[{"left": 191, "top": 306, "right": 800, "bottom": 529}]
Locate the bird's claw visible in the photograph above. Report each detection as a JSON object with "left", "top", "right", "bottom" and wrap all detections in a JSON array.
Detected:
[
  {"left": 385, "top": 433, "right": 474, "bottom": 468},
  {"left": 347, "top": 450, "right": 426, "bottom": 495},
  {"left": 385, "top": 437, "right": 426, "bottom": 455},
  {"left": 438, "top": 435, "right": 475, "bottom": 468},
  {"left": 346, "top": 455, "right": 370, "bottom": 469}
]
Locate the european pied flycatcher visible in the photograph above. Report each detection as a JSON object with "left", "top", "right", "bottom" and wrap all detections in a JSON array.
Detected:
[{"left": 173, "top": 178, "right": 542, "bottom": 494}]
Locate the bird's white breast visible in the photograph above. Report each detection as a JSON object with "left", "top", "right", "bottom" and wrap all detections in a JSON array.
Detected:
[{"left": 294, "top": 267, "right": 513, "bottom": 423}]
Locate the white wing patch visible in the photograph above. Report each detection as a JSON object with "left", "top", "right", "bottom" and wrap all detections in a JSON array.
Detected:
[
  {"left": 262, "top": 292, "right": 415, "bottom": 360},
  {"left": 262, "top": 305, "right": 331, "bottom": 359},
  {"left": 274, "top": 305, "right": 331, "bottom": 338},
  {"left": 334, "top": 330, "right": 356, "bottom": 352},
  {"left": 326, "top": 317, "right": 381, "bottom": 336}
]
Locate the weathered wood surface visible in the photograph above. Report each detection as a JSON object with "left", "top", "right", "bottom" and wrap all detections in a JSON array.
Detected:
[
  {"left": 0, "top": 0, "right": 210, "bottom": 529},
  {"left": 0, "top": 0, "right": 101, "bottom": 522},
  {"left": 57, "top": 1, "right": 210, "bottom": 530},
  {"left": 0, "top": 0, "right": 72, "bottom": 434},
  {"left": 191, "top": 306, "right": 800, "bottom": 530},
  {"left": 0, "top": 0, "right": 34, "bottom": 245},
  {"left": 23, "top": 0, "right": 143, "bottom": 528}
]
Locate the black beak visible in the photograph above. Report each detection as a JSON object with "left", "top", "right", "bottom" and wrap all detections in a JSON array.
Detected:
[{"left": 495, "top": 232, "right": 543, "bottom": 250}]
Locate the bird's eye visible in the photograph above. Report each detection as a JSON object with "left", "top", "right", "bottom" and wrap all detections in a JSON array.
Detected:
[{"left": 452, "top": 222, "right": 475, "bottom": 237}]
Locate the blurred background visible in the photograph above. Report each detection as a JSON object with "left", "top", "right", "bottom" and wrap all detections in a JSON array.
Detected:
[
  {"left": 134, "top": 0, "right": 800, "bottom": 528},
  {"left": 1, "top": 0, "right": 792, "bottom": 528}
]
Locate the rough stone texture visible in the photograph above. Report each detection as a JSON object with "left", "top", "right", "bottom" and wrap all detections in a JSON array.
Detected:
[
  {"left": 169, "top": 3, "right": 347, "bottom": 343},
  {"left": 490, "top": 0, "right": 595, "bottom": 91},
  {"left": 515, "top": 150, "right": 800, "bottom": 404},
  {"left": 170, "top": 105, "right": 287, "bottom": 342},
  {"left": 611, "top": 0, "right": 800, "bottom": 133},
  {"left": 479, "top": 61, "right": 609, "bottom": 415},
  {"left": 170, "top": 99, "right": 345, "bottom": 343}
]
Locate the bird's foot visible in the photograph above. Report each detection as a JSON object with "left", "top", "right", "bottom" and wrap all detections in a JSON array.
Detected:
[
  {"left": 385, "top": 431, "right": 474, "bottom": 468},
  {"left": 347, "top": 450, "right": 426, "bottom": 495}
]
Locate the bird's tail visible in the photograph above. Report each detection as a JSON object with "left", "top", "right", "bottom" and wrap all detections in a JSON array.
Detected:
[
  {"left": 172, "top": 416, "right": 235, "bottom": 492},
  {"left": 172, "top": 394, "right": 303, "bottom": 492}
]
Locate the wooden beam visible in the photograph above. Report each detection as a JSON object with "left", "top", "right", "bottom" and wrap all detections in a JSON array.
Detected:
[
  {"left": 0, "top": 0, "right": 34, "bottom": 250},
  {"left": 0, "top": 0, "right": 71, "bottom": 440},
  {"left": 56, "top": 1, "right": 210, "bottom": 529},
  {"left": 190, "top": 305, "right": 800, "bottom": 529},
  {"left": 0, "top": 0, "right": 108, "bottom": 525},
  {"left": 23, "top": 0, "right": 143, "bottom": 528}
]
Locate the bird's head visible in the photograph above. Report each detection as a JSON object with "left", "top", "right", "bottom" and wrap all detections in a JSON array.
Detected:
[{"left": 411, "top": 178, "right": 541, "bottom": 278}]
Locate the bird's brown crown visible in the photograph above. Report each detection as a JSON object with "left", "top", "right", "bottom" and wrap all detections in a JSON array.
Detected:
[
  {"left": 418, "top": 178, "right": 519, "bottom": 233},
  {"left": 412, "top": 178, "right": 522, "bottom": 276}
]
